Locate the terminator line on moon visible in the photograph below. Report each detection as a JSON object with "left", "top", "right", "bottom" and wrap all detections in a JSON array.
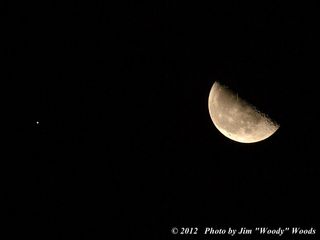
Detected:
[{"left": 208, "top": 81, "right": 279, "bottom": 143}]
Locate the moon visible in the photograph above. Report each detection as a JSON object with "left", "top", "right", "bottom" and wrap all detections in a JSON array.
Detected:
[{"left": 208, "top": 81, "right": 279, "bottom": 143}]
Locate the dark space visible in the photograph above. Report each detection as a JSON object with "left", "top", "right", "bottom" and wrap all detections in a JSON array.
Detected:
[{"left": 5, "top": 1, "right": 320, "bottom": 238}]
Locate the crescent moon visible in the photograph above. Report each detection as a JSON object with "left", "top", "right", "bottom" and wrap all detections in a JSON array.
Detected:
[{"left": 208, "top": 81, "right": 279, "bottom": 143}]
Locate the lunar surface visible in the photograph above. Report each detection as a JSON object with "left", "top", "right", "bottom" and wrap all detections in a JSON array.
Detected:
[{"left": 208, "top": 81, "right": 279, "bottom": 143}]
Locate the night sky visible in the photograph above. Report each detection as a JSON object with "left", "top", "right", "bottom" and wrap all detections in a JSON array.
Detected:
[{"left": 6, "top": 1, "right": 320, "bottom": 238}]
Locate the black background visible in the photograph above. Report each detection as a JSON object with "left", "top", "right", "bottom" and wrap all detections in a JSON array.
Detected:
[{"left": 5, "top": 1, "right": 320, "bottom": 238}]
